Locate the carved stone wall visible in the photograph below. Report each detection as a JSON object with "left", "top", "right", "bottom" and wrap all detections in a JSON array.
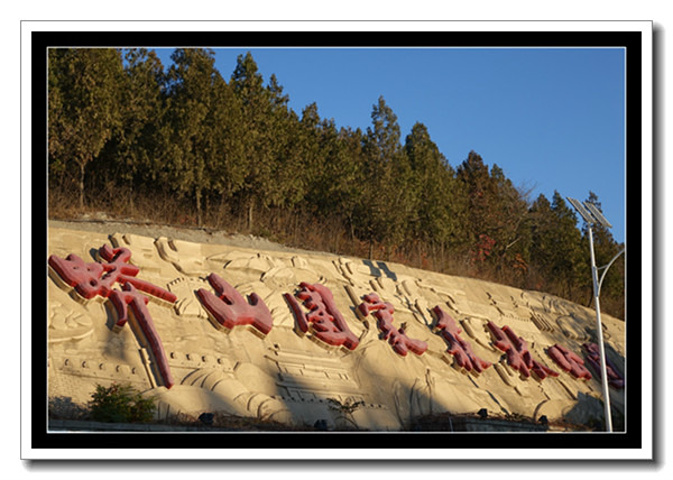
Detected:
[{"left": 47, "top": 226, "right": 626, "bottom": 430}]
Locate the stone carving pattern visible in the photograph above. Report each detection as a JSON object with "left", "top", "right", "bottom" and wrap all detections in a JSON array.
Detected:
[{"left": 48, "top": 244, "right": 177, "bottom": 388}]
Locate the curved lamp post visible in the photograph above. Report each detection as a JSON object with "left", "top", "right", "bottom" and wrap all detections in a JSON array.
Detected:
[{"left": 567, "top": 197, "right": 624, "bottom": 433}]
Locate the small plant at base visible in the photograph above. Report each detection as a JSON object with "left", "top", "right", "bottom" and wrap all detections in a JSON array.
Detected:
[
  {"left": 88, "top": 382, "right": 156, "bottom": 423},
  {"left": 327, "top": 397, "right": 365, "bottom": 430}
]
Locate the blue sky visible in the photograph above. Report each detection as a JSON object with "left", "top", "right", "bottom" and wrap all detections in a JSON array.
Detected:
[{"left": 155, "top": 47, "right": 626, "bottom": 243}]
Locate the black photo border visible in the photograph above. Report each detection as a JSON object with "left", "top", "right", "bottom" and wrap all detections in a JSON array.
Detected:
[{"left": 25, "top": 22, "right": 650, "bottom": 460}]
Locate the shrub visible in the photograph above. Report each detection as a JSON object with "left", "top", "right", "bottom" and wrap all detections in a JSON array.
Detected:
[
  {"left": 88, "top": 382, "right": 156, "bottom": 423},
  {"left": 327, "top": 397, "right": 365, "bottom": 430}
]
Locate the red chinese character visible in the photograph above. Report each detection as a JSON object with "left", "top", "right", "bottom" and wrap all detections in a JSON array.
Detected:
[
  {"left": 196, "top": 273, "right": 273, "bottom": 336},
  {"left": 486, "top": 321, "right": 558, "bottom": 380},
  {"left": 48, "top": 245, "right": 177, "bottom": 388},
  {"left": 358, "top": 293, "right": 427, "bottom": 356},
  {"left": 109, "top": 284, "right": 174, "bottom": 388},
  {"left": 582, "top": 343, "right": 625, "bottom": 389},
  {"left": 547, "top": 343, "right": 593, "bottom": 381},
  {"left": 48, "top": 244, "right": 177, "bottom": 302},
  {"left": 432, "top": 306, "right": 491, "bottom": 373},
  {"left": 283, "top": 282, "right": 359, "bottom": 350}
]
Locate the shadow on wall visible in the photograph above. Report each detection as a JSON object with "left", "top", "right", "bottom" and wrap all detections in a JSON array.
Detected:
[
  {"left": 46, "top": 241, "right": 628, "bottom": 433},
  {"left": 363, "top": 260, "right": 398, "bottom": 282},
  {"left": 231, "top": 363, "right": 440, "bottom": 431},
  {"left": 48, "top": 396, "right": 90, "bottom": 421},
  {"left": 560, "top": 391, "right": 625, "bottom": 432},
  {"left": 141, "top": 308, "right": 628, "bottom": 432}
]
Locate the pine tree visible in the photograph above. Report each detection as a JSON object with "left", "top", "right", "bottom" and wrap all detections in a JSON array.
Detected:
[
  {"left": 404, "top": 122, "right": 467, "bottom": 259},
  {"left": 456, "top": 151, "right": 498, "bottom": 267},
  {"left": 298, "top": 103, "right": 331, "bottom": 215},
  {"left": 528, "top": 193, "right": 555, "bottom": 288},
  {"left": 208, "top": 67, "right": 246, "bottom": 217},
  {"left": 550, "top": 191, "right": 585, "bottom": 297},
  {"left": 229, "top": 52, "right": 277, "bottom": 230},
  {"left": 323, "top": 125, "right": 368, "bottom": 239},
  {"left": 91, "top": 48, "right": 167, "bottom": 204},
  {"left": 48, "top": 48, "right": 125, "bottom": 209},
  {"left": 527, "top": 191, "right": 591, "bottom": 300},
  {"left": 357, "top": 96, "right": 411, "bottom": 258},
  {"left": 164, "top": 48, "right": 224, "bottom": 226},
  {"left": 489, "top": 163, "right": 530, "bottom": 277},
  {"left": 264, "top": 74, "right": 307, "bottom": 210},
  {"left": 456, "top": 152, "right": 529, "bottom": 277}
]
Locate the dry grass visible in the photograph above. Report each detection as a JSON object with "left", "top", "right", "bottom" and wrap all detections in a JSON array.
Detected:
[{"left": 47, "top": 187, "right": 623, "bottom": 319}]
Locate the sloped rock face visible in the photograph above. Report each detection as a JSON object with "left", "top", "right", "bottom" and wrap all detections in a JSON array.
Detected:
[{"left": 47, "top": 224, "right": 625, "bottom": 431}]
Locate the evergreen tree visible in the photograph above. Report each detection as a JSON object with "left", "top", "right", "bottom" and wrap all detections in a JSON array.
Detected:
[
  {"left": 298, "top": 103, "right": 331, "bottom": 214},
  {"left": 456, "top": 151, "right": 498, "bottom": 267},
  {"left": 404, "top": 122, "right": 467, "bottom": 255},
  {"left": 529, "top": 192, "right": 584, "bottom": 297},
  {"left": 45, "top": 48, "right": 625, "bottom": 318},
  {"left": 456, "top": 152, "right": 529, "bottom": 277},
  {"left": 527, "top": 193, "right": 555, "bottom": 288},
  {"left": 306, "top": 118, "right": 367, "bottom": 237},
  {"left": 357, "top": 96, "right": 412, "bottom": 257},
  {"left": 264, "top": 74, "right": 308, "bottom": 211},
  {"left": 164, "top": 48, "right": 223, "bottom": 226},
  {"left": 229, "top": 52, "right": 277, "bottom": 230},
  {"left": 48, "top": 48, "right": 125, "bottom": 208},
  {"left": 207, "top": 68, "right": 247, "bottom": 215},
  {"left": 91, "top": 48, "right": 167, "bottom": 202},
  {"left": 550, "top": 191, "right": 585, "bottom": 297},
  {"left": 489, "top": 163, "right": 530, "bottom": 276}
]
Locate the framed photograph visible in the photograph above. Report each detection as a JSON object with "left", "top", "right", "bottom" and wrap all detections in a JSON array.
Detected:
[{"left": 21, "top": 20, "right": 653, "bottom": 461}]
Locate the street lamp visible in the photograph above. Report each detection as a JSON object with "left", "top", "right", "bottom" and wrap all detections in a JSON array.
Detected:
[{"left": 566, "top": 197, "right": 624, "bottom": 433}]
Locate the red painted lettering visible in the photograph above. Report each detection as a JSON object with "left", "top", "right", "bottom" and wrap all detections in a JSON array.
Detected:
[
  {"left": 197, "top": 273, "right": 273, "bottom": 336},
  {"left": 547, "top": 343, "right": 593, "bottom": 381},
  {"left": 48, "top": 245, "right": 177, "bottom": 388},
  {"left": 486, "top": 321, "right": 558, "bottom": 380},
  {"left": 358, "top": 293, "right": 427, "bottom": 356},
  {"left": 583, "top": 342, "right": 624, "bottom": 389},
  {"left": 432, "top": 306, "right": 491, "bottom": 373},
  {"left": 284, "top": 282, "right": 359, "bottom": 350}
]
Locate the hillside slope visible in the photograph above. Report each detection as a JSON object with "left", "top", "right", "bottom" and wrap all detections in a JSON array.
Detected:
[{"left": 46, "top": 220, "right": 625, "bottom": 431}]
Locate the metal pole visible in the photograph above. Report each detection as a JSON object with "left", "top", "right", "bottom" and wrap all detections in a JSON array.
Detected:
[
  {"left": 597, "top": 248, "right": 626, "bottom": 298},
  {"left": 588, "top": 225, "right": 613, "bottom": 432}
]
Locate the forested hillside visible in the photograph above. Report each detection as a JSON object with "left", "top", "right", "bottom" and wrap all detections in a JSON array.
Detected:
[{"left": 47, "top": 48, "right": 625, "bottom": 318}]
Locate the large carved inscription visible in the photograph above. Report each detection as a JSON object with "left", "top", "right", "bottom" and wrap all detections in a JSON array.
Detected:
[
  {"left": 486, "top": 321, "right": 559, "bottom": 380},
  {"left": 48, "top": 245, "right": 177, "bottom": 388},
  {"left": 48, "top": 234, "right": 624, "bottom": 427},
  {"left": 283, "top": 282, "right": 360, "bottom": 351},
  {"left": 356, "top": 292, "right": 428, "bottom": 356},
  {"left": 431, "top": 306, "right": 491, "bottom": 373},
  {"left": 196, "top": 273, "right": 274, "bottom": 336}
]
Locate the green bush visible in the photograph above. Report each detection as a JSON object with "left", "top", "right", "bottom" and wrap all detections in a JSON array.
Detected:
[{"left": 88, "top": 382, "right": 156, "bottom": 423}]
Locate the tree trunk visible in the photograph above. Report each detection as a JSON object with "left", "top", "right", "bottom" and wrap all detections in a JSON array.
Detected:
[
  {"left": 247, "top": 199, "right": 254, "bottom": 232},
  {"left": 347, "top": 216, "right": 355, "bottom": 242},
  {"left": 78, "top": 160, "right": 85, "bottom": 211},
  {"left": 219, "top": 194, "right": 228, "bottom": 229},
  {"left": 195, "top": 188, "right": 202, "bottom": 227},
  {"left": 204, "top": 193, "right": 210, "bottom": 226},
  {"left": 128, "top": 180, "right": 135, "bottom": 214}
]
